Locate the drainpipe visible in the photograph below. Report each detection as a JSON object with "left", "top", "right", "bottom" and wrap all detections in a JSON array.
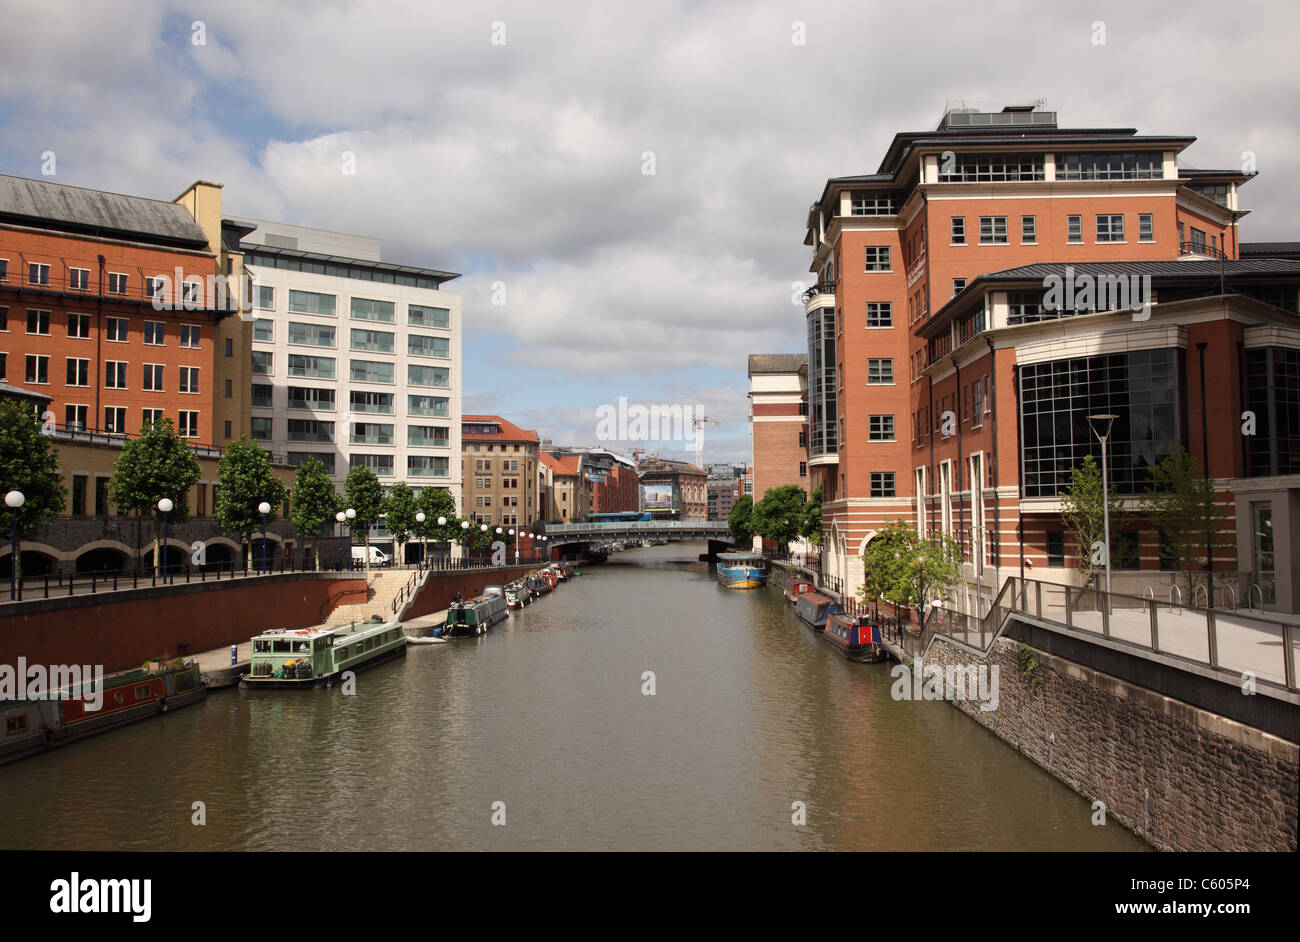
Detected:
[{"left": 1197, "top": 341, "right": 1214, "bottom": 605}]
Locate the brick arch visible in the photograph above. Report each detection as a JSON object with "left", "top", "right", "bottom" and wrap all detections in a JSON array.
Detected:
[{"left": 0, "top": 540, "right": 78, "bottom": 561}]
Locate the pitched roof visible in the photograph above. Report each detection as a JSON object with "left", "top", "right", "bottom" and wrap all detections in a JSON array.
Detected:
[
  {"left": 461, "top": 414, "right": 539, "bottom": 443},
  {"left": 540, "top": 452, "right": 581, "bottom": 476},
  {"left": 748, "top": 353, "right": 808, "bottom": 375},
  {"left": 0, "top": 174, "right": 210, "bottom": 249}
]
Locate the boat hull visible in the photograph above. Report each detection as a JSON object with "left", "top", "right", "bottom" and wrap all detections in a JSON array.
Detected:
[
  {"left": 241, "top": 641, "right": 407, "bottom": 688},
  {"left": 821, "top": 616, "right": 888, "bottom": 662}
]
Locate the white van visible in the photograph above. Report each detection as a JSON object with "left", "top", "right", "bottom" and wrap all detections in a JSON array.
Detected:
[{"left": 351, "top": 546, "right": 390, "bottom": 566}]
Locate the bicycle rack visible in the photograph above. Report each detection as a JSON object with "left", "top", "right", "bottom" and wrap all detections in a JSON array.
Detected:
[
  {"left": 1168, "top": 585, "right": 1183, "bottom": 612},
  {"left": 1249, "top": 584, "right": 1263, "bottom": 611},
  {"left": 1194, "top": 584, "right": 1209, "bottom": 610},
  {"left": 1143, "top": 586, "right": 1155, "bottom": 603},
  {"left": 1220, "top": 584, "right": 1237, "bottom": 611}
]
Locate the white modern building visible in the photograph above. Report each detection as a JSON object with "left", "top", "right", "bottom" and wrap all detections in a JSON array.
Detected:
[{"left": 230, "top": 217, "right": 463, "bottom": 546}]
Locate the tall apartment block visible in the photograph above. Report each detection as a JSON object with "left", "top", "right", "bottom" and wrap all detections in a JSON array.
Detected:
[
  {"left": 233, "top": 218, "right": 463, "bottom": 519},
  {"left": 747, "top": 353, "right": 809, "bottom": 501},
  {"left": 804, "top": 104, "right": 1300, "bottom": 612}
]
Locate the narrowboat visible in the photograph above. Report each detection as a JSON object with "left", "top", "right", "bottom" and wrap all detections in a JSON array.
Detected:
[
  {"left": 443, "top": 594, "right": 509, "bottom": 638},
  {"left": 784, "top": 579, "right": 817, "bottom": 604},
  {"left": 505, "top": 583, "right": 528, "bottom": 610},
  {"left": 794, "top": 592, "right": 837, "bottom": 629},
  {"left": 0, "top": 659, "right": 206, "bottom": 766},
  {"left": 715, "top": 552, "right": 768, "bottom": 589},
  {"left": 242, "top": 619, "right": 407, "bottom": 688},
  {"left": 822, "top": 612, "right": 888, "bottom": 662}
]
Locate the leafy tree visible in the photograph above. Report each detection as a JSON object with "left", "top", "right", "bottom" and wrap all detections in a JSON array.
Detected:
[
  {"left": 289, "top": 457, "right": 339, "bottom": 570},
  {"left": 418, "top": 488, "right": 461, "bottom": 563},
  {"left": 727, "top": 495, "right": 754, "bottom": 547},
  {"left": 751, "top": 485, "right": 806, "bottom": 550},
  {"left": 798, "top": 487, "right": 822, "bottom": 547},
  {"left": 0, "top": 400, "right": 65, "bottom": 583},
  {"left": 1060, "top": 454, "right": 1127, "bottom": 586},
  {"left": 343, "top": 465, "right": 385, "bottom": 569},
  {"left": 858, "top": 520, "right": 962, "bottom": 621},
  {"left": 216, "top": 438, "right": 287, "bottom": 570},
  {"left": 383, "top": 482, "right": 418, "bottom": 564},
  {"left": 108, "top": 417, "right": 200, "bottom": 571},
  {"left": 1141, "top": 445, "right": 1228, "bottom": 599}
]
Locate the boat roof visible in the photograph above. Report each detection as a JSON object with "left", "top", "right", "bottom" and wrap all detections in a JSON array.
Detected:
[
  {"left": 718, "top": 552, "right": 764, "bottom": 560},
  {"left": 799, "top": 593, "right": 834, "bottom": 605},
  {"left": 250, "top": 621, "right": 398, "bottom": 641}
]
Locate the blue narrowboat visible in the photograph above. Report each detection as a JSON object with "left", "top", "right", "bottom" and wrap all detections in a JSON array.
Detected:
[
  {"left": 715, "top": 552, "right": 767, "bottom": 589},
  {"left": 821, "top": 612, "right": 888, "bottom": 662},
  {"left": 795, "top": 592, "right": 837, "bottom": 629}
]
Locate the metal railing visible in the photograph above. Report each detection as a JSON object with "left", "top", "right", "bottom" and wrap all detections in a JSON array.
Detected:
[
  {"left": 801, "top": 281, "right": 836, "bottom": 303},
  {"left": 543, "top": 521, "right": 728, "bottom": 535},
  {"left": 924, "top": 577, "right": 1299, "bottom": 695},
  {"left": 1178, "top": 240, "right": 1229, "bottom": 260},
  {"left": 3, "top": 258, "right": 241, "bottom": 311}
]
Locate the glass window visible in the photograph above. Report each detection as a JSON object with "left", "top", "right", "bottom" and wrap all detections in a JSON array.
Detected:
[
  {"left": 979, "top": 217, "right": 1008, "bottom": 244},
  {"left": 287, "top": 452, "right": 336, "bottom": 474},
  {"left": 256, "top": 285, "right": 275, "bottom": 310},
  {"left": 408, "top": 334, "right": 449, "bottom": 357},
  {"left": 288, "top": 290, "right": 336, "bottom": 316},
  {"left": 864, "top": 246, "right": 891, "bottom": 271},
  {"left": 286, "top": 419, "right": 335, "bottom": 442},
  {"left": 1097, "top": 214, "right": 1125, "bottom": 242},
  {"left": 937, "top": 153, "right": 1045, "bottom": 183},
  {"left": 867, "top": 358, "right": 893, "bottom": 384},
  {"left": 1021, "top": 215, "right": 1036, "bottom": 243},
  {"left": 350, "top": 359, "right": 393, "bottom": 383},
  {"left": 408, "top": 395, "right": 450, "bottom": 417},
  {"left": 350, "top": 422, "right": 393, "bottom": 445},
  {"left": 67, "top": 312, "right": 90, "bottom": 338},
  {"left": 868, "top": 415, "right": 895, "bottom": 440},
  {"left": 865, "top": 302, "right": 891, "bottom": 328},
  {"left": 350, "top": 297, "right": 395, "bottom": 322},
  {"left": 1138, "top": 214, "right": 1154, "bottom": 242},
  {"left": 251, "top": 383, "right": 273, "bottom": 407},
  {"left": 1251, "top": 501, "right": 1275, "bottom": 604},
  {"left": 144, "top": 321, "right": 165, "bottom": 345},
  {"left": 950, "top": 217, "right": 965, "bottom": 245},
  {"left": 869, "top": 472, "right": 895, "bottom": 497},
  {"left": 350, "top": 328, "right": 394, "bottom": 352},
  {"left": 350, "top": 390, "right": 394, "bottom": 414},
  {"left": 1046, "top": 531, "right": 1065, "bottom": 568},
  {"left": 26, "top": 309, "right": 50, "bottom": 334},
  {"left": 1056, "top": 152, "right": 1162, "bottom": 181},
  {"left": 1067, "top": 216, "right": 1082, "bottom": 243},
  {"left": 408, "top": 305, "right": 449, "bottom": 328},
  {"left": 105, "top": 317, "right": 128, "bottom": 342},
  {"left": 350, "top": 453, "right": 393, "bottom": 475},
  {"left": 253, "top": 319, "right": 274, "bottom": 341},
  {"left": 251, "top": 416, "right": 273, "bottom": 440},
  {"left": 252, "top": 351, "right": 273, "bottom": 374},
  {"left": 288, "top": 354, "right": 335, "bottom": 379},
  {"left": 288, "top": 322, "right": 336, "bottom": 347},
  {"left": 180, "top": 324, "right": 200, "bottom": 348},
  {"left": 408, "top": 425, "right": 450, "bottom": 447},
  {"left": 407, "top": 364, "right": 449, "bottom": 387},
  {"left": 287, "top": 386, "right": 336, "bottom": 410}
]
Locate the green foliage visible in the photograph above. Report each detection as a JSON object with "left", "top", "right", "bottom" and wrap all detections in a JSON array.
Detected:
[
  {"left": 383, "top": 482, "right": 418, "bottom": 546},
  {"left": 216, "top": 438, "right": 287, "bottom": 551},
  {"left": 751, "top": 485, "right": 807, "bottom": 548},
  {"left": 727, "top": 495, "right": 754, "bottom": 546},
  {"left": 343, "top": 466, "right": 385, "bottom": 567},
  {"left": 0, "top": 399, "right": 65, "bottom": 539},
  {"left": 1018, "top": 641, "right": 1043, "bottom": 692},
  {"left": 108, "top": 417, "right": 200, "bottom": 523},
  {"left": 1059, "top": 454, "right": 1126, "bottom": 582},
  {"left": 289, "top": 458, "right": 339, "bottom": 569},
  {"left": 1141, "top": 445, "right": 1228, "bottom": 595},
  {"left": 798, "top": 488, "right": 822, "bottom": 546},
  {"left": 857, "top": 519, "right": 963, "bottom": 612}
]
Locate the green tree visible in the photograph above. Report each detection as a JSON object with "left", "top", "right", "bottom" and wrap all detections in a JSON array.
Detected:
[
  {"left": 0, "top": 400, "right": 66, "bottom": 584},
  {"left": 216, "top": 438, "right": 287, "bottom": 570},
  {"left": 1141, "top": 445, "right": 1227, "bottom": 599},
  {"left": 383, "top": 482, "right": 418, "bottom": 565},
  {"left": 289, "top": 457, "right": 339, "bottom": 570},
  {"left": 798, "top": 487, "right": 822, "bottom": 546},
  {"left": 1060, "top": 454, "right": 1127, "bottom": 586},
  {"left": 417, "top": 488, "right": 461, "bottom": 564},
  {"left": 727, "top": 494, "right": 754, "bottom": 547},
  {"left": 751, "top": 485, "right": 806, "bottom": 551},
  {"left": 858, "top": 520, "right": 962, "bottom": 620},
  {"left": 343, "top": 465, "right": 385, "bottom": 569},
  {"left": 107, "top": 417, "right": 200, "bottom": 571}
]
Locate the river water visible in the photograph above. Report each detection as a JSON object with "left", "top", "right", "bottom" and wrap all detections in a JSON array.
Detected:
[{"left": 0, "top": 542, "right": 1147, "bottom": 851}]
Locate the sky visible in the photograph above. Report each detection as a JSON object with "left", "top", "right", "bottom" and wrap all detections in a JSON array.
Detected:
[{"left": 1, "top": 0, "right": 1297, "bottom": 465}]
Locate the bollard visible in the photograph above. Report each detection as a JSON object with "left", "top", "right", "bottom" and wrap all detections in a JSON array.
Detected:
[{"left": 231, "top": 644, "right": 238, "bottom": 666}]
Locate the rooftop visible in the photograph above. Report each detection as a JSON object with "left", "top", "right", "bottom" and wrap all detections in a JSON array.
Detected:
[
  {"left": 0, "top": 173, "right": 210, "bottom": 249},
  {"left": 462, "top": 414, "right": 540, "bottom": 444},
  {"left": 747, "top": 353, "right": 808, "bottom": 376}
]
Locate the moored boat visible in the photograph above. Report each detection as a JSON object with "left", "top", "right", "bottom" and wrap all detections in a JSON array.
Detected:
[
  {"left": 822, "top": 612, "right": 888, "bottom": 662},
  {"left": 443, "top": 594, "right": 509, "bottom": 638},
  {"left": 0, "top": 659, "right": 206, "bottom": 766},
  {"left": 242, "top": 619, "right": 407, "bottom": 688},
  {"left": 715, "top": 552, "right": 767, "bottom": 589},
  {"left": 784, "top": 578, "right": 816, "bottom": 604},
  {"left": 795, "top": 592, "right": 837, "bottom": 629}
]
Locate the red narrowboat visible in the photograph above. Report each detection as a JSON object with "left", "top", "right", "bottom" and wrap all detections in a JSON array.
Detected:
[
  {"left": 784, "top": 579, "right": 817, "bottom": 605},
  {"left": 821, "top": 612, "right": 888, "bottom": 662}
]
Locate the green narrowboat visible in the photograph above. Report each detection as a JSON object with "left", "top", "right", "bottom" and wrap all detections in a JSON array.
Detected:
[{"left": 241, "top": 619, "right": 407, "bottom": 688}]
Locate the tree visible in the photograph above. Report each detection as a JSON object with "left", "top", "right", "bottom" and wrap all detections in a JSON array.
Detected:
[
  {"left": 798, "top": 487, "right": 822, "bottom": 547},
  {"left": 289, "top": 458, "right": 339, "bottom": 570},
  {"left": 1060, "top": 454, "right": 1127, "bottom": 586},
  {"left": 343, "top": 465, "right": 385, "bottom": 570},
  {"left": 751, "top": 485, "right": 806, "bottom": 550},
  {"left": 0, "top": 400, "right": 65, "bottom": 584},
  {"left": 216, "top": 438, "right": 287, "bottom": 570},
  {"left": 727, "top": 495, "right": 754, "bottom": 547},
  {"left": 108, "top": 417, "right": 200, "bottom": 572},
  {"left": 1141, "top": 445, "right": 1228, "bottom": 599},
  {"left": 858, "top": 520, "right": 962, "bottom": 621},
  {"left": 417, "top": 488, "right": 461, "bottom": 564},
  {"left": 383, "top": 482, "right": 418, "bottom": 565}
]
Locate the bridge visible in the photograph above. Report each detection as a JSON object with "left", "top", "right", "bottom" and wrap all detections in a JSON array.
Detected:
[{"left": 541, "top": 520, "right": 730, "bottom": 541}]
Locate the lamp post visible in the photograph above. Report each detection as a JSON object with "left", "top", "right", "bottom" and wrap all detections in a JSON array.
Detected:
[
  {"left": 460, "top": 519, "right": 470, "bottom": 566},
  {"left": 1088, "top": 413, "right": 1119, "bottom": 610},
  {"left": 336, "top": 511, "right": 347, "bottom": 570},
  {"left": 437, "top": 516, "right": 447, "bottom": 568},
  {"left": 480, "top": 523, "right": 488, "bottom": 564},
  {"left": 415, "top": 512, "right": 426, "bottom": 569},
  {"left": 509, "top": 528, "right": 517, "bottom": 565},
  {"left": 6, "top": 490, "right": 24, "bottom": 601},
  {"left": 157, "top": 497, "right": 173, "bottom": 584},
  {"left": 258, "top": 501, "right": 271, "bottom": 574},
  {"left": 345, "top": 507, "right": 356, "bottom": 570}
]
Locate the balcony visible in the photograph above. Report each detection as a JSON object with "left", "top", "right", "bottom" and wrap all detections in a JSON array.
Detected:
[
  {"left": 1178, "top": 241, "right": 1229, "bottom": 261},
  {"left": 2, "top": 256, "right": 240, "bottom": 314},
  {"left": 801, "top": 281, "right": 836, "bottom": 304}
]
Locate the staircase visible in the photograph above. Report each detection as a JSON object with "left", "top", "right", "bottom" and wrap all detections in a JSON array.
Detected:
[{"left": 321, "top": 571, "right": 415, "bottom": 627}]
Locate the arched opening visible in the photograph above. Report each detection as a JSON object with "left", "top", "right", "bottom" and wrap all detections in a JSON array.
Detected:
[
  {"left": 0, "top": 549, "right": 58, "bottom": 579},
  {"left": 76, "top": 547, "right": 129, "bottom": 574},
  {"left": 201, "top": 542, "right": 235, "bottom": 572}
]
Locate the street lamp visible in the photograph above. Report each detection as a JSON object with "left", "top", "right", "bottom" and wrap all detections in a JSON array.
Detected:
[
  {"left": 345, "top": 507, "right": 356, "bottom": 570},
  {"left": 1088, "top": 413, "right": 1119, "bottom": 609},
  {"left": 480, "top": 523, "right": 488, "bottom": 564},
  {"left": 461, "top": 519, "right": 470, "bottom": 566},
  {"left": 258, "top": 501, "right": 271, "bottom": 574},
  {"left": 415, "top": 512, "right": 426, "bottom": 569},
  {"left": 336, "top": 511, "right": 347, "bottom": 571},
  {"left": 6, "top": 490, "right": 24, "bottom": 601},
  {"left": 509, "top": 528, "right": 516, "bottom": 565},
  {"left": 437, "top": 516, "right": 447, "bottom": 568},
  {"left": 157, "top": 497, "right": 173, "bottom": 584}
]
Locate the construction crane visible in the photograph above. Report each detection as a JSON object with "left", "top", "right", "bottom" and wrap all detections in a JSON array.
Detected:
[{"left": 692, "top": 416, "right": 722, "bottom": 470}]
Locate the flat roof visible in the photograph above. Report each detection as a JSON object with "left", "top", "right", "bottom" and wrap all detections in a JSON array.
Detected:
[{"left": 239, "top": 241, "right": 460, "bottom": 284}]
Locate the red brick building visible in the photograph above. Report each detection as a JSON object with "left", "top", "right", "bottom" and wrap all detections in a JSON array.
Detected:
[{"left": 747, "top": 353, "right": 809, "bottom": 502}]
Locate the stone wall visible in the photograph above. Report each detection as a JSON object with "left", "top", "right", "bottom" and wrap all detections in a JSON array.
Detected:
[{"left": 921, "top": 634, "right": 1298, "bottom": 852}]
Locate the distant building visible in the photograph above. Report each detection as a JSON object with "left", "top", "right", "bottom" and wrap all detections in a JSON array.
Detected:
[
  {"left": 707, "top": 478, "right": 741, "bottom": 521},
  {"left": 637, "top": 456, "right": 708, "bottom": 520},
  {"left": 461, "top": 415, "right": 539, "bottom": 526},
  {"left": 540, "top": 452, "right": 589, "bottom": 523},
  {"left": 747, "top": 353, "right": 809, "bottom": 502},
  {"left": 547, "top": 445, "right": 639, "bottom": 515}
]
